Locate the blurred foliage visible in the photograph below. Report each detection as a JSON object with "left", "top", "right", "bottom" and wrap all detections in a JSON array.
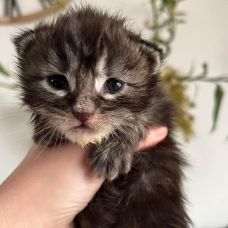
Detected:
[
  {"left": 211, "top": 85, "right": 223, "bottom": 132},
  {"left": 0, "top": 63, "right": 18, "bottom": 89},
  {"left": 161, "top": 67, "right": 194, "bottom": 141},
  {"left": 146, "top": 0, "right": 186, "bottom": 56},
  {"left": 49, "top": 0, "right": 67, "bottom": 8},
  {"left": 0, "top": 64, "right": 10, "bottom": 77},
  {"left": 147, "top": 0, "right": 228, "bottom": 140}
]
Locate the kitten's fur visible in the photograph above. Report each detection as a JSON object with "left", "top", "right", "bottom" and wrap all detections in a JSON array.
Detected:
[{"left": 14, "top": 6, "right": 190, "bottom": 227}]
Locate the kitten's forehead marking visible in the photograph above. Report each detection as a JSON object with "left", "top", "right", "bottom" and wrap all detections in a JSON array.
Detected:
[
  {"left": 95, "top": 54, "right": 106, "bottom": 93},
  {"left": 95, "top": 54, "right": 115, "bottom": 100},
  {"left": 95, "top": 54, "right": 125, "bottom": 100},
  {"left": 65, "top": 42, "right": 76, "bottom": 68},
  {"left": 95, "top": 75, "right": 106, "bottom": 93}
]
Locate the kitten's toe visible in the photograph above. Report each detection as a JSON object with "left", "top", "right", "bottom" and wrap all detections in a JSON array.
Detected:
[
  {"left": 120, "top": 153, "right": 132, "bottom": 175},
  {"left": 88, "top": 148, "right": 132, "bottom": 180},
  {"left": 88, "top": 155, "right": 118, "bottom": 180}
]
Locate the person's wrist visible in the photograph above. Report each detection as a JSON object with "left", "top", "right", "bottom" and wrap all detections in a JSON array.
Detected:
[{"left": 0, "top": 180, "right": 42, "bottom": 228}]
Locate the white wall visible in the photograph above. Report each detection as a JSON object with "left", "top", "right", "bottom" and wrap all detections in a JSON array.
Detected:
[{"left": 0, "top": 1, "right": 228, "bottom": 227}]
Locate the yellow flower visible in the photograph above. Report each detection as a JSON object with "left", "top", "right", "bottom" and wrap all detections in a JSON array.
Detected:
[{"left": 160, "top": 66, "right": 195, "bottom": 141}]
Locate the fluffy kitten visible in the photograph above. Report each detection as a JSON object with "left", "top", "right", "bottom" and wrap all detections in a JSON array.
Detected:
[{"left": 13, "top": 6, "right": 190, "bottom": 228}]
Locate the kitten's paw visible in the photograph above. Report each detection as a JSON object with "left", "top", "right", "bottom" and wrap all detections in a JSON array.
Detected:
[{"left": 88, "top": 147, "right": 132, "bottom": 180}]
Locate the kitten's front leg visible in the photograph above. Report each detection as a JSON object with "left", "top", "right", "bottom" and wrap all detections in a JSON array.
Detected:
[{"left": 88, "top": 132, "right": 139, "bottom": 180}]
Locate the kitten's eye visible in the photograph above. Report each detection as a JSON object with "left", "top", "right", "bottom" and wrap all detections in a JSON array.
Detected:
[
  {"left": 48, "top": 75, "right": 68, "bottom": 90},
  {"left": 104, "top": 78, "right": 122, "bottom": 93}
]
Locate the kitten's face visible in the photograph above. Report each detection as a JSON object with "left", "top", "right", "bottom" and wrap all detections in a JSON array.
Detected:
[{"left": 14, "top": 7, "right": 163, "bottom": 146}]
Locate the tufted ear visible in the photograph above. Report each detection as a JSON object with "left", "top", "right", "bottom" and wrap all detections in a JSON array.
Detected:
[
  {"left": 139, "top": 39, "right": 164, "bottom": 62},
  {"left": 13, "top": 29, "right": 35, "bottom": 55},
  {"left": 139, "top": 39, "right": 164, "bottom": 74}
]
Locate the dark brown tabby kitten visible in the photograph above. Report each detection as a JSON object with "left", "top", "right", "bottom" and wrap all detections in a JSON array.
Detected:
[{"left": 13, "top": 6, "right": 190, "bottom": 228}]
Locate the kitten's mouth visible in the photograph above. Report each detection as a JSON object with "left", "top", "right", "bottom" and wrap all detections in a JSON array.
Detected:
[
  {"left": 64, "top": 118, "right": 111, "bottom": 146},
  {"left": 70, "top": 123, "right": 93, "bottom": 134}
]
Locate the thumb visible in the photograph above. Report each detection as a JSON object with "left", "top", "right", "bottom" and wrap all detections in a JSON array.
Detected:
[{"left": 138, "top": 126, "right": 168, "bottom": 151}]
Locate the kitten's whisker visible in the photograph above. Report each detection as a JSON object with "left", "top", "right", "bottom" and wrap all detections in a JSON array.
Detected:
[
  {"left": 13, "top": 135, "right": 29, "bottom": 153},
  {"left": 12, "top": 131, "right": 45, "bottom": 142},
  {"left": 109, "top": 198, "right": 121, "bottom": 215},
  {"left": 59, "top": 130, "right": 64, "bottom": 146},
  {"left": 51, "top": 129, "right": 59, "bottom": 157},
  {"left": 0, "top": 111, "right": 28, "bottom": 116},
  {"left": 32, "top": 118, "right": 51, "bottom": 128},
  {"left": 33, "top": 128, "right": 56, "bottom": 162},
  {"left": 0, "top": 129, "right": 34, "bottom": 142},
  {"left": 31, "top": 122, "right": 53, "bottom": 135},
  {"left": 113, "top": 132, "right": 124, "bottom": 146},
  {"left": 0, "top": 115, "right": 30, "bottom": 122},
  {"left": 25, "top": 125, "right": 56, "bottom": 162},
  {"left": 0, "top": 126, "right": 33, "bottom": 137},
  {"left": 28, "top": 119, "right": 50, "bottom": 130},
  {"left": 28, "top": 127, "right": 53, "bottom": 164},
  {"left": 0, "top": 103, "right": 21, "bottom": 104},
  {"left": 137, "top": 153, "right": 147, "bottom": 165},
  {"left": 111, "top": 127, "right": 125, "bottom": 146},
  {"left": 13, "top": 124, "right": 51, "bottom": 142},
  {"left": 14, "top": 120, "right": 50, "bottom": 137}
]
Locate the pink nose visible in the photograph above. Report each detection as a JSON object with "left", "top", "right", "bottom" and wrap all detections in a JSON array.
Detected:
[{"left": 75, "top": 112, "right": 94, "bottom": 123}]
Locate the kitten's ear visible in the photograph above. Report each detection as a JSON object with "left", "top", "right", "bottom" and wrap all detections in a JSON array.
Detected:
[
  {"left": 139, "top": 39, "right": 164, "bottom": 74},
  {"left": 13, "top": 29, "right": 35, "bottom": 55},
  {"left": 139, "top": 39, "right": 164, "bottom": 61}
]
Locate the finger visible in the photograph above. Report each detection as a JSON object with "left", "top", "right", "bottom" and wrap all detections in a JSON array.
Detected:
[{"left": 138, "top": 126, "right": 168, "bottom": 151}]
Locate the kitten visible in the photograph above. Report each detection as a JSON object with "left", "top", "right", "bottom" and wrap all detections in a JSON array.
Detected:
[{"left": 13, "top": 6, "right": 190, "bottom": 228}]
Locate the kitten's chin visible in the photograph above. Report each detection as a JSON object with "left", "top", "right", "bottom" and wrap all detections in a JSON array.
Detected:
[{"left": 64, "top": 125, "right": 111, "bottom": 147}]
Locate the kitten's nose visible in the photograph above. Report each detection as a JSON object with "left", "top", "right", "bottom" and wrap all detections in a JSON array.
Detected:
[{"left": 75, "top": 112, "right": 94, "bottom": 123}]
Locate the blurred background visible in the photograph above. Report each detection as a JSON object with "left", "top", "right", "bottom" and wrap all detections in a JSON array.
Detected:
[{"left": 0, "top": 0, "right": 228, "bottom": 227}]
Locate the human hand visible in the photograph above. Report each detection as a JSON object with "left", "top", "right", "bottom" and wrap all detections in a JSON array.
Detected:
[{"left": 0, "top": 126, "right": 168, "bottom": 228}]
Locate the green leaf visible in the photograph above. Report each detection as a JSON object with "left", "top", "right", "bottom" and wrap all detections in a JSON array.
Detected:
[
  {"left": 56, "top": 0, "right": 66, "bottom": 9},
  {"left": 202, "top": 62, "right": 208, "bottom": 77},
  {"left": 177, "top": 11, "right": 186, "bottom": 16},
  {"left": 211, "top": 85, "right": 223, "bottom": 132},
  {"left": 47, "top": 0, "right": 66, "bottom": 8},
  {"left": 0, "top": 63, "right": 10, "bottom": 77},
  {"left": 162, "top": 0, "right": 176, "bottom": 7},
  {"left": 0, "top": 82, "right": 18, "bottom": 90},
  {"left": 187, "top": 61, "right": 195, "bottom": 76},
  {"left": 175, "top": 19, "right": 186, "bottom": 24}
]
